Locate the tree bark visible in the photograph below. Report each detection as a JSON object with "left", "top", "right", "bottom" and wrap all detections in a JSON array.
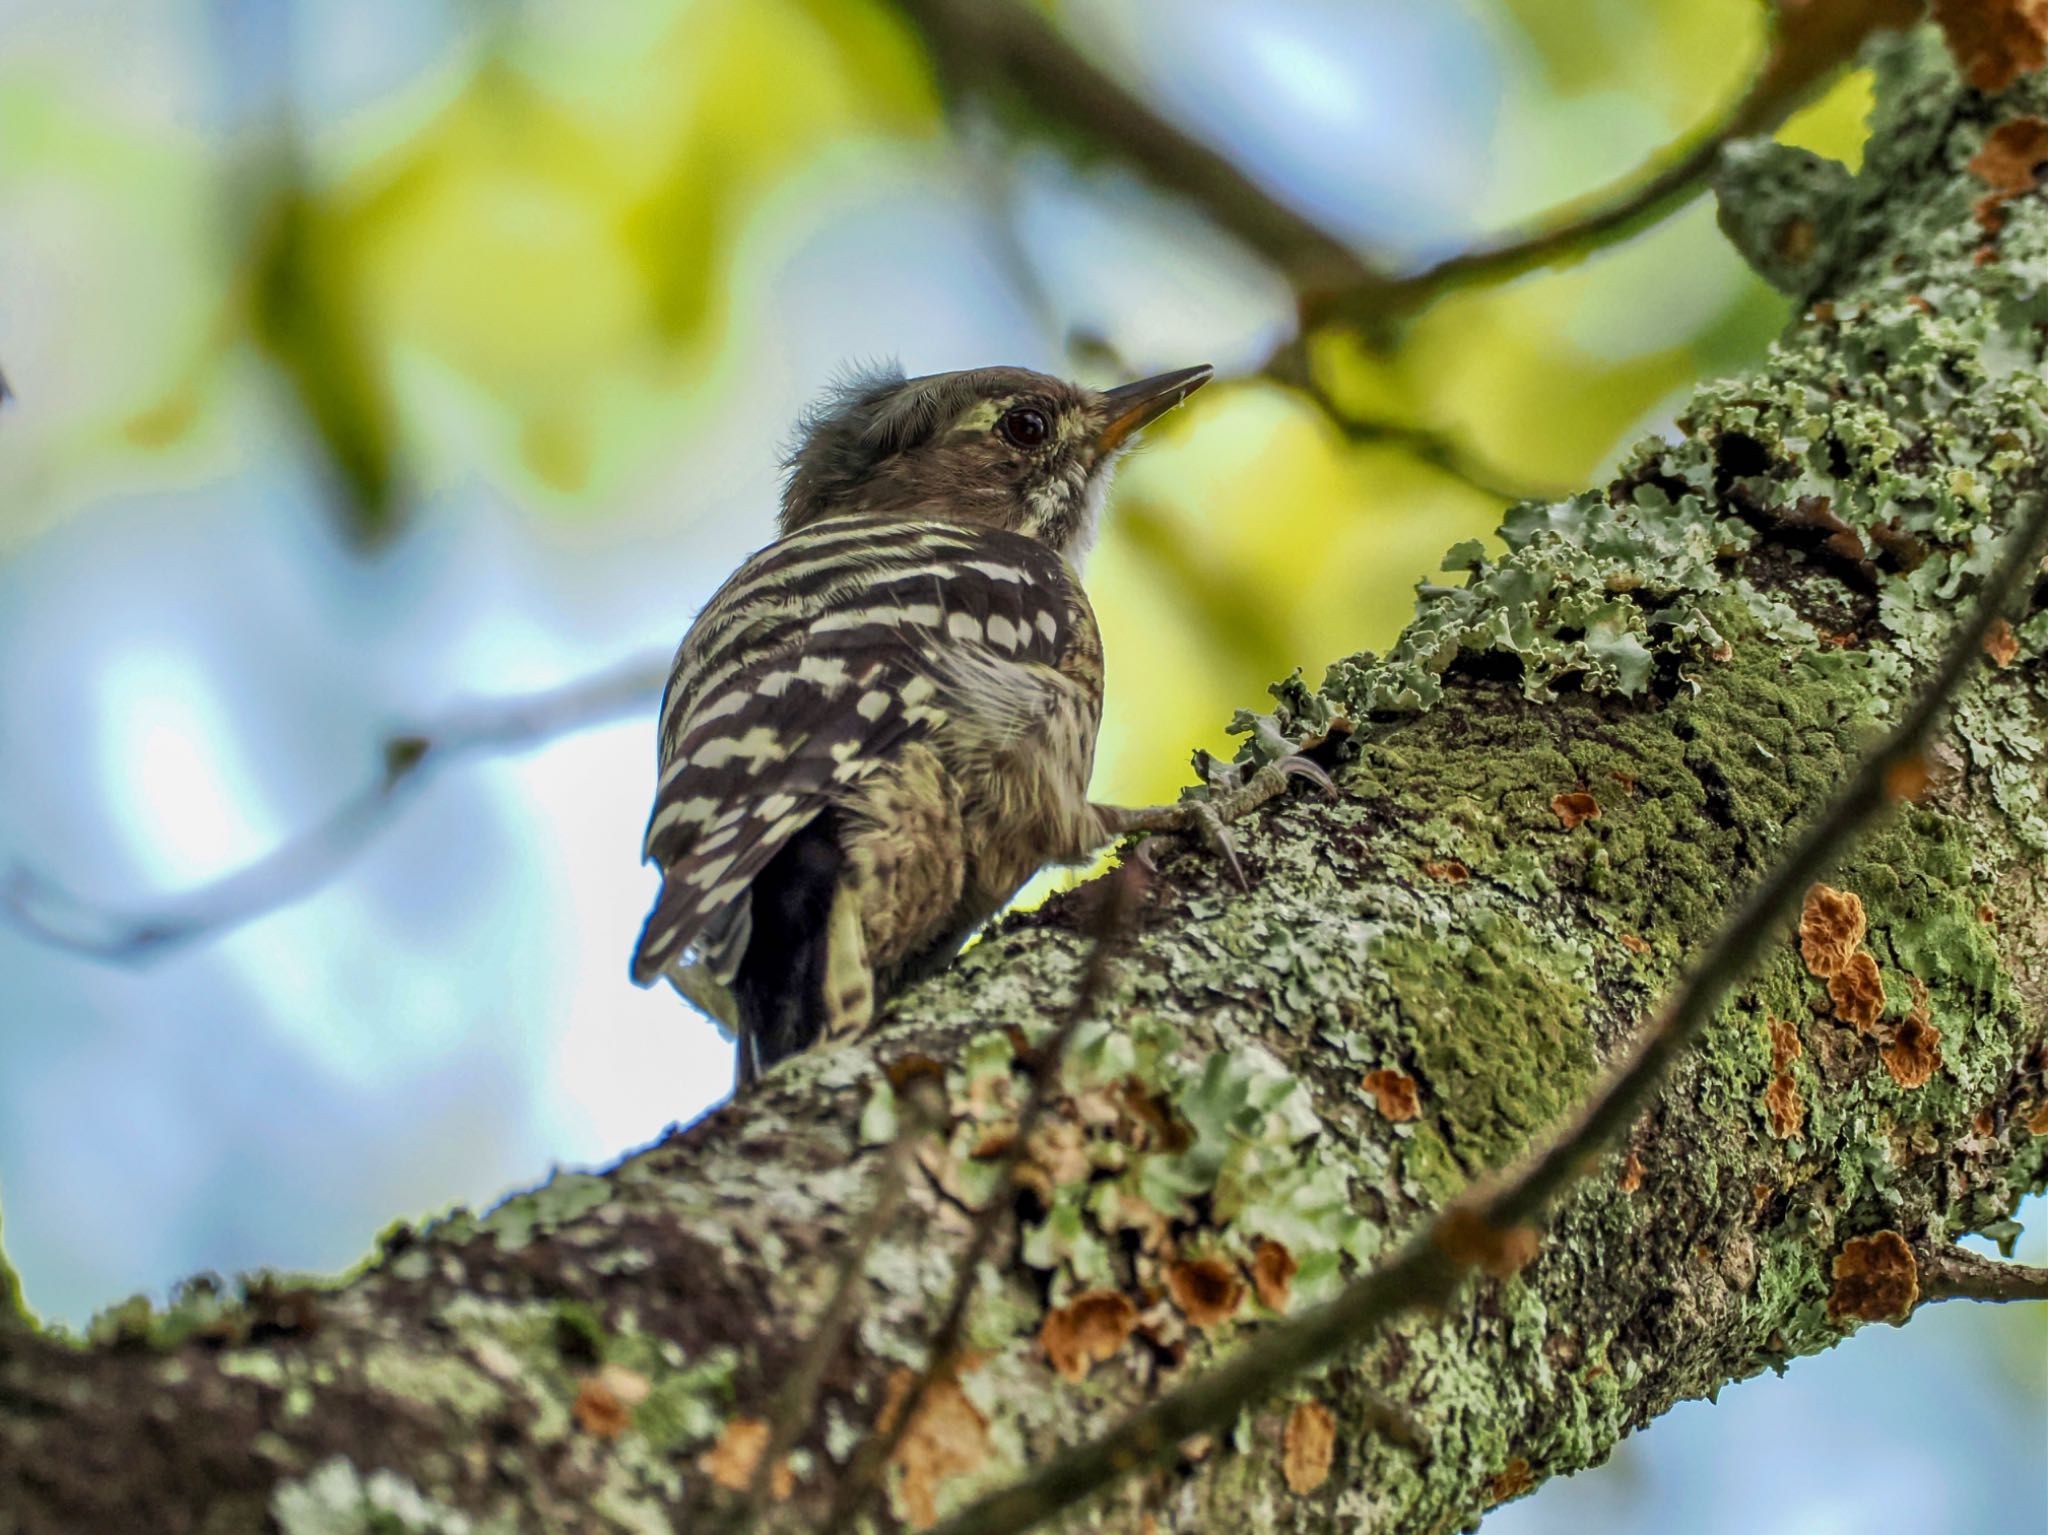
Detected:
[{"left": 4, "top": 27, "right": 2047, "bottom": 1535}]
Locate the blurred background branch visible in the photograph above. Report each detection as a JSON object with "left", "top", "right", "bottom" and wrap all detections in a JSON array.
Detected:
[
  {"left": 896, "top": 0, "right": 1907, "bottom": 339},
  {"left": 892, "top": 0, "right": 1383, "bottom": 306},
  {"left": 2, "top": 652, "right": 668, "bottom": 961},
  {"left": 1310, "top": 0, "right": 1923, "bottom": 327}
]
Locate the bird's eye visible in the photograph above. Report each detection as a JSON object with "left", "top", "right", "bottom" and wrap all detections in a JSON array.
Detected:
[{"left": 996, "top": 406, "right": 1050, "bottom": 449}]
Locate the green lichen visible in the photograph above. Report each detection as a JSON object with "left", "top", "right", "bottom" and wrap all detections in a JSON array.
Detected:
[
  {"left": 592, "top": 1481, "right": 678, "bottom": 1535},
  {"left": 218, "top": 1349, "right": 291, "bottom": 1388},
  {"left": 1375, "top": 914, "right": 1597, "bottom": 1179},
  {"left": 363, "top": 1348, "right": 504, "bottom": 1421},
  {"left": 418, "top": 1288, "right": 738, "bottom": 1468},
  {"left": 858, "top": 1077, "right": 900, "bottom": 1145},
  {"left": 0, "top": 1189, "right": 29, "bottom": 1328},
  {"left": 626, "top": 1349, "right": 739, "bottom": 1452},
  {"left": 271, "top": 1457, "right": 484, "bottom": 1535},
  {"left": 1006, "top": 1020, "right": 1382, "bottom": 1308},
  {"left": 478, "top": 1170, "right": 612, "bottom": 1252},
  {"left": 1714, "top": 139, "right": 1857, "bottom": 297},
  {"left": 78, "top": 1269, "right": 322, "bottom": 1352},
  {"left": 1162, "top": 1045, "right": 1378, "bottom": 1281},
  {"left": 1255, "top": 487, "right": 1770, "bottom": 736}
]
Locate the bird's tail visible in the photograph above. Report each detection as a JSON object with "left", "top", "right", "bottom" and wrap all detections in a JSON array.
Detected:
[{"left": 729, "top": 811, "right": 873, "bottom": 1087}]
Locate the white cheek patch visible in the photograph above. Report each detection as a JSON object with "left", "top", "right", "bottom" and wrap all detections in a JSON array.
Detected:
[{"left": 1065, "top": 469, "right": 1114, "bottom": 566}]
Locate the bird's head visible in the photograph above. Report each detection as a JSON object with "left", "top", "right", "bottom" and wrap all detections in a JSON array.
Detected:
[{"left": 778, "top": 362, "right": 1212, "bottom": 559}]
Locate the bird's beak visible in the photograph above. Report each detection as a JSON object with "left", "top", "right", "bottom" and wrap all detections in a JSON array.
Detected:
[{"left": 1094, "top": 364, "right": 1213, "bottom": 455}]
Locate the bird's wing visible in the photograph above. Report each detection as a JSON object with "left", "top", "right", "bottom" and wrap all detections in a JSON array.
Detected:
[{"left": 631, "top": 517, "right": 1079, "bottom": 986}]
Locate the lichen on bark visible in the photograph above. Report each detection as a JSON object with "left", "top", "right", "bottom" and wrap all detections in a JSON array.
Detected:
[
  {"left": 2, "top": 24, "right": 2046, "bottom": 1535},
  {"left": 0, "top": 1195, "right": 26, "bottom": 1331}
]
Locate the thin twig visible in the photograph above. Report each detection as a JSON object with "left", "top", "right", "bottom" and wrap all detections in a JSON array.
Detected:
[
  {"left": 920, "top": 492, "right": 2048, "bottom": 1535},
  {"left": 1, "top": 651, "right": 671, "bottom": 962},
  {"left": 730, "top": 1076, "right": 945, "bottom": 1532},
  {"left": 824, "top": 861, "right": 1151, "bottom": 1534},
  {"left": 1327, "top": 413, "right": 1563, "bottom": 505},
  {"left": 1917, "top": 1244, "right": 2048, "bottom": 1305},
  {"left": 1265, "top": 350, "right": 1566, "bottom": 505}
]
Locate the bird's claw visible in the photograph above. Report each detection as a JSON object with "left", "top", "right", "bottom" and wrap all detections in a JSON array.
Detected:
[
  {"left": 1186, "top": 800, "right": 1250, "bottom": 889},
  {"left": 1105, "top": 749, "right": 1336, "bottom": 889},
  {"left": 1204, "top": 752, "right": 1337, "bottom": 822},
  {"left": 1262, "top": 752, "right": 1338, "bottom": 799}
]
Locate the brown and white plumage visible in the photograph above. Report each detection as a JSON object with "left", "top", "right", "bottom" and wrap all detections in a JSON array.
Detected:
[{"left": 631, "top": 362, "right": 1211, "bottom": 1085}]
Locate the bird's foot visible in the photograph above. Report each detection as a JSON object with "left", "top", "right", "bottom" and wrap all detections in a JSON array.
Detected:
[{"left": 1101, "top": 754, "right": 1336, "bottom": 887}]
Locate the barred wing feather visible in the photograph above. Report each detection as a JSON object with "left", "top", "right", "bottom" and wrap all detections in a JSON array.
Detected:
[{"left": 630, "top": 517, "right": 1075, "bottom": 986}]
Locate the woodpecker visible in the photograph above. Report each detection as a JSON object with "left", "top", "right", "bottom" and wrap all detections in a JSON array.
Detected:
[{"left": 631, "top": 362, "right": 1322, "bottom": 1086}]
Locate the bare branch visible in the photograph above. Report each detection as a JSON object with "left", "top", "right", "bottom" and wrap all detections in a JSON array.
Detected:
[
  {"left": 890, "top": 0, "right": 1382, "bottom": 307},
  {"left": 1918, "top": 1244, "right": 2048, "bottom": 1305},
  {"left": 1260, "top": 343, "right": 1569, "bottom": 504},
  {"left": 895, "top": 0, "right": 1900, "bottom": 337},
  {"left": 824, "top": 860, "right": 1151, "bottom": 1534},
  {"left": 1, "top": 651, "right": 671, "bottom": 963},
  {"left": 921, "top": 487, "right": 2048, "bottom": 1535},
  {"left": 1319, "top": 409, "right": 1566, "bottom": 505},
  {"left": 1314, "top": 0, "right": 1917, "bottom": 328}
]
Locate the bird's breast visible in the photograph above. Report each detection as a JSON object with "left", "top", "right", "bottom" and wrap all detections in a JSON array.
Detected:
[{"left": 952, "top": 686, "right": 1102, "bottom": 912}]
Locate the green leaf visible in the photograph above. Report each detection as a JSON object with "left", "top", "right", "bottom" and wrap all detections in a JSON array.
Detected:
[{"left": 248, "top": 185, "right": 403, "bottom": 545}]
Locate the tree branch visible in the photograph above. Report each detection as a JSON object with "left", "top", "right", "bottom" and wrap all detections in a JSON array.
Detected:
[
  {"left": 1917, "top": 1244, "right": 2048, "bottom": 1305},
  {"left": 824, "top": 863, "right": 1149, "bottom": 1533},
  {"left": 0, "top": 651, "right": 669, "bottom": 961},
  {"left": 1260, "top": 341, "right": 1569, "bottom": 504},
  {"left": 1311, "top": 0, "right": 1923, "bottom": 329},
  {"left": 889, "top": 0, "right": 1382, "bottom": 308},
  {"left": 923, "top": 480, "right": 2048, "bottom": 1535},
  {"left": 733, "top": 1076, "right": 944, "bottom": 1531},
  {"left": 894, "top": 0, "right": 1907, "bottom": 335}
]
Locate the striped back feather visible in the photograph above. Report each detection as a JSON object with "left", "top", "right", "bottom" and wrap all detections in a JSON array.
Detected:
[{"left": 631, "top": 514, "right": 1078, "bottom": 986}]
